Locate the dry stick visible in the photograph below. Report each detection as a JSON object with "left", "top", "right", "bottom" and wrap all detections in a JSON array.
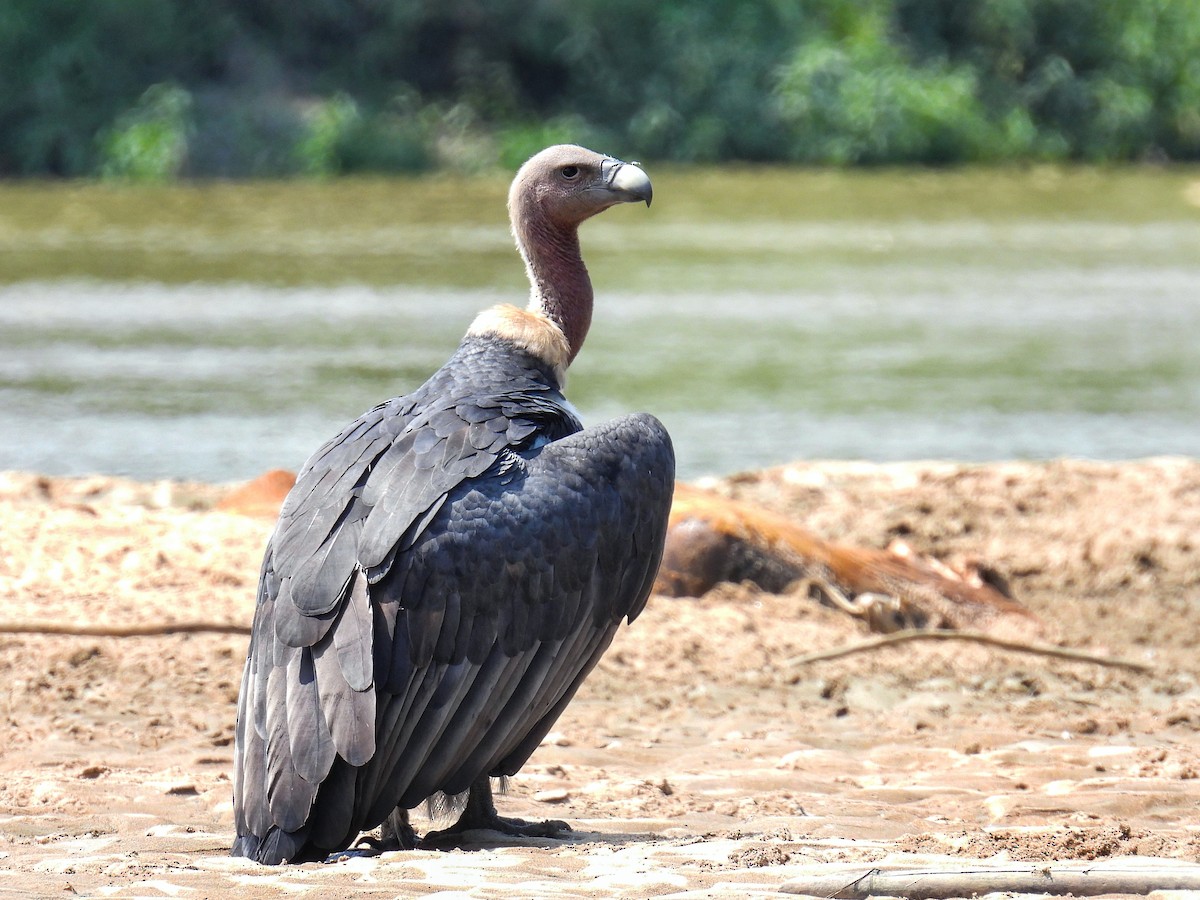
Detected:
[
  {"left": 784, "top": 628, "right": 1152, "bottom": 673},
  {"left": 779, "top": 862, "right": 1200, "bottom": 898},
  {"left": 0, "top": 621, "right": 251, "bottom": 637}
]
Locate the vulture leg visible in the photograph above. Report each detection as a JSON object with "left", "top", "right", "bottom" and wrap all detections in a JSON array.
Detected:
[
  {"left": 421, "top": 777, "right": 569, "bottom": 845},
  {"left": 322, "top": 808, "right": 417, "bottom": 862},
  {"left": 382, "top": 807, "right": 419, "bottom": 850}
]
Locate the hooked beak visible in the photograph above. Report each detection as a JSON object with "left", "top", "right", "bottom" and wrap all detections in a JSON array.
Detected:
[{"left": 598, "top": 158, "right": 653, "bottom": 207}]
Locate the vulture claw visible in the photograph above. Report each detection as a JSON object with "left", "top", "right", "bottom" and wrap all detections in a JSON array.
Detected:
[{"left": 418, "top": 777, "right": 572, "bottom": 847}]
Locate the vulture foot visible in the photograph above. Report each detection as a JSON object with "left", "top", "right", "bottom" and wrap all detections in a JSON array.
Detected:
[
  {"left": 420, "top": 778, "right": 572, "bottom": 847},
  {"left": 350, "top": 811, "right": 420, "bottom": 859},
  {"left": 329, "top": 809, "right": 418, "bottom": 862},
  {"left": 381, "top": 808, "right": 420, "bottom": 851}
]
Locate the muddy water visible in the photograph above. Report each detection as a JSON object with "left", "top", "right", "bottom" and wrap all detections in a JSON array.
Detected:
[{"left": 1, "top": 167, "right": 1197, "bottom": 481}]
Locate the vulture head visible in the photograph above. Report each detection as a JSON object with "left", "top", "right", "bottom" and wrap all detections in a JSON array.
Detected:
[
  {"left": 509, "top": 144, "right": 652, "bottom": 231},
  {"left": 490, "top": 144, "right": 652, "bottom": 369}
]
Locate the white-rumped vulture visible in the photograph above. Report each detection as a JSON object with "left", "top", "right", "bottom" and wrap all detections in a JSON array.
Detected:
[{"left": 231, "top": 145, "right": 674, "bottom": 864}]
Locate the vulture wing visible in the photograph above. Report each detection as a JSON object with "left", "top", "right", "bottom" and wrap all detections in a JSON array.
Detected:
[{"left": 233, "top": 342, "right": 674, "bottom": 863}]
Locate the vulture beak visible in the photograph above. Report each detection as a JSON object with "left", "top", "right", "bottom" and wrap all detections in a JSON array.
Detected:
[{"left": 598, "top": 157, "right": 653, "bottom": 207}]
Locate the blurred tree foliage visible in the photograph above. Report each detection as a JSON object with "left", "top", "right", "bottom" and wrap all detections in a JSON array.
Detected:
[{"left": 2, "top": 0, "right": 1197, "bottom": 177}]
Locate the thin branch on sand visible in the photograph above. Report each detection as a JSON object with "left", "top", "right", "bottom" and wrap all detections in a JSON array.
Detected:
[
  {"left": 784, "top": 628, "right": 1152, "bottom": 673},
  {"left": 0, "top": 620, "right": 251, "bottom": 637}
]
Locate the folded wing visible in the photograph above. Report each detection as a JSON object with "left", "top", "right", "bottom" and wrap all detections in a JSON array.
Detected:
[{"left": 233, "top": 375, "right": 673, "bottom": 863}]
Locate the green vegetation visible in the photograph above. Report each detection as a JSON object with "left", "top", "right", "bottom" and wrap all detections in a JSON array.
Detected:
[
  {"left": 3, "top": 0, "right": 1198, "bottom": 177},
  {"left": 97, "top": 83, "right": 192, "bottom": 181}
]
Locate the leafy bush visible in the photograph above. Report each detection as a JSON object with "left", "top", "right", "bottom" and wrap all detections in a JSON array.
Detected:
[
  {"left": 295, "top": 93, "right": 359, "bottom": 176},
  {"left": 334, "top": 110, "right": 434, "bottom": 174},
  {"left": 2, "top": 0, "right": 1198, "bottom": 175},
  {"left": 98, "top": 83, "right": 191, "bottom": 180},
  {"left": 0, "top": 0, "right": 228, "bottom": 175},
  {"left": 775, "top": 11, "right": 1002, "bottom": 164},
  {"left": 891, "top": 0, "right": 1200, "bottom": 161}
]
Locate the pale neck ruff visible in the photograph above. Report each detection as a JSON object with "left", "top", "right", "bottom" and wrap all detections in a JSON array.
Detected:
[{"left": 465, "top": 304, "right": 570, "bottom": 386}]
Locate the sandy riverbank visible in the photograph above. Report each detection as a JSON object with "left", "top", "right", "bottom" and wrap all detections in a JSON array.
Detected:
[{"left": 1, "top": 459, "right": 1197, "bottom": 897}]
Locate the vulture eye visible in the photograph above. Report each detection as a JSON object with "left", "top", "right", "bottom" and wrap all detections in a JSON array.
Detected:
[{"left": 560, "top": 165, "right": 580, "bottom": 179}]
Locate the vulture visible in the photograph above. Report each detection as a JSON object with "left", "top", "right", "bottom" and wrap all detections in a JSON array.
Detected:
[{"left": 232, "top": 145, "right": 675, "bottom": 864}]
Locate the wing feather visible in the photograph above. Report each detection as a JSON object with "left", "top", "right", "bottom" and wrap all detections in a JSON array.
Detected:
[
  {"left": 388, "top": 662, "right": 485, "bottom": 810},
  {"left": 265, "top": 658, "right": 318, "bottom": 832},
  {"left": 307, "top": 759, "right": 357, "bottom": 850},
  {"left": 403, "top": 648, "right": 522, "bottom": 799},
  {"left": 290, "top": 511, "right": 366, "bottom": 615},
  {"left": 436, "top": 649, "right": 537, "bottom": 793},
  {"left": 313, "top": 631, "right": 376, "bottom": 767},
  {"left": 256, "top": 827, "right": 309, "bottom": 867},
  {"left": 494, "top": 624, "right": 617, "bottom": 776},
  {"left": 250, "top": 610, "right": 273, "bottom": 743},
  {"left": 441, "top": 636, "right": 571, "bottom": 786},
  {"left": 359, "top": 662, "right": 448, "bottom": 823},
  {"left": 273, "top": 578, "right": 337, "bottom": 649},
  {"left": 333, "top": 571, "right": 374, "bottom": 692},
  {"left": 286, "top": 647, "right": 337, "bottom": 785}
]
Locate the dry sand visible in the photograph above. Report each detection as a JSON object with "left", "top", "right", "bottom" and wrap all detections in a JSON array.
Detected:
[{"left": 1, "top": 459, "right": 1198, "bottom": 898}]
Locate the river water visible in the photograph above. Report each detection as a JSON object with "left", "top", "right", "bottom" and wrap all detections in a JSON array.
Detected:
[{"left": 1, "top": 167, "right": 1197, "bottom": 482}]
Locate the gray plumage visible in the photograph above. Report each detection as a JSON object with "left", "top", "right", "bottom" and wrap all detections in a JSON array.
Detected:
[{"left": 231, "top": 145, "right": 672, "bottom": 864}]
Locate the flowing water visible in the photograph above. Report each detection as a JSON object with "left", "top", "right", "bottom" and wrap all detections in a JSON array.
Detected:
[{"left": 1, "top": 167, "right": 1198, "bottom": 482}]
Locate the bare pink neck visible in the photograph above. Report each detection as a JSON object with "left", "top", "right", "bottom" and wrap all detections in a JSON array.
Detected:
[{"left": 514, "top": 206, "right": 593, "bottom": 365}]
